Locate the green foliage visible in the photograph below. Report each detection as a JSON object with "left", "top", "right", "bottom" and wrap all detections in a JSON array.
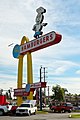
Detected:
[
  {"left": 51, "top": 84, "right": 65, "bottom": 102},
  {"left": 69, "top": 114, "right": 80, "bottom": 118}
]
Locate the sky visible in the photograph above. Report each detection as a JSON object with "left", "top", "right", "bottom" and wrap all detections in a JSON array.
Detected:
[{"left": 0, "top": 0, "right": 80, "bottom": 96}]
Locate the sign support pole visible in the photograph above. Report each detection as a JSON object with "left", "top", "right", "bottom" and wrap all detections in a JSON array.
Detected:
[
  {"left": 17, "top": 55, "right": 23, "bottom": 106},
  {"left": 17, "top": 36, "right": 33, "bottom": 106},
  {"left": 27, "top": 52, "right": 33, "bottom": 100}
]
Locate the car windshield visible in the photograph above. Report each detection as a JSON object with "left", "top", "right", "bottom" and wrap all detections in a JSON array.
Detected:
[
  {"left": 20, "top": 104, "right": 30, "bottom": 107},
  {"left": 63, "top": 103, "right": 72, "bottom": 107}
]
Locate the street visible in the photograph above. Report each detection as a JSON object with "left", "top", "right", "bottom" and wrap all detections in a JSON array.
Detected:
[{"left": 0, "top": 112, "right": 80, "bottom": 120}]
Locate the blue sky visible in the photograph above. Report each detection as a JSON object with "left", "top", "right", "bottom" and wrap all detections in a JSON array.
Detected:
[{"left": 0, "top": 0, "right": 80, "bottom": 95}]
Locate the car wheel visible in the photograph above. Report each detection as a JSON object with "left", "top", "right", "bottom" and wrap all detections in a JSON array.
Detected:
[
  {"left": 0, "top": 110, "right": 4, "bottom": 116},
  {"left": 34, "top": 110, "right": 36, "bottom": 115},
  {"left": 68, "top": 109, "right": 71, "bottom": 113}
]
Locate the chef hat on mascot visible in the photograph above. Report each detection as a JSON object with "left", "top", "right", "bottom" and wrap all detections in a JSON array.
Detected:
[{"left": 36, "top": 7, "right": 46, "bottom": 14}]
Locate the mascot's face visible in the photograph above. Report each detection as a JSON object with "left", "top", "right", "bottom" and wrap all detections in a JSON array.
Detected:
[
  {"left": 36, "top": 7, "right": 46, "bottom": 14},
  {"left": 36, "top": 7, "right": 46, "bottom": 24}
]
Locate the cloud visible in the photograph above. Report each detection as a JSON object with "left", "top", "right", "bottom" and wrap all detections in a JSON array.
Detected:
[
  {"left": 76, "top": 70, "right": 80, "bottom": 75},
  {"left": 48, "top": 77, "right": 80, "bottom": 94},
  {"left": 0, "top": 74, "right": 17, "bottom": 90}
]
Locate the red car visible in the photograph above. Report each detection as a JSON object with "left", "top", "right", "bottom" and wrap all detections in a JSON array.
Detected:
[{"left": 51, "top": 102, "right": 73, "bottom": 113}]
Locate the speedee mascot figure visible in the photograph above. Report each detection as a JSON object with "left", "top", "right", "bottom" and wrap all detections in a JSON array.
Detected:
[{"left": 32, "top": 7, "right": 48, "bottom": 39}]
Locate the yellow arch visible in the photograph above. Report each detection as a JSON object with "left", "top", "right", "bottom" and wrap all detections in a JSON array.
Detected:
[{"left": 17, "top": 36, "right": 33, "bottom": 106}]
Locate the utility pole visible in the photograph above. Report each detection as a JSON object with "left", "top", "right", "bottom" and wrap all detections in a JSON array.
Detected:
[
  {"left": 43, "top": 67, "right": 46, "bottom": 96},
  {"left": 43, "top": 67, "right": 47, "bottom": 104},
  {"left": 40, "top": 66, "right": 42, "bottom": 111},
  {"left": 40, "top": 66, "right": 47, "bottom": 110}
]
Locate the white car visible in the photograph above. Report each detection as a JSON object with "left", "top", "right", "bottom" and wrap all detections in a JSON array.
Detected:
[
  {"left": 16, "top": 103, "right": 37, "bottom": 116},
  {"left": 0, "top": 105, "right": 8, "bottom": 115}
]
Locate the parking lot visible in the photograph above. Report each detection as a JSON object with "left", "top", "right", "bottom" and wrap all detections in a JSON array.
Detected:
[{"left": 0, "top": 112, "right": 80, "bottom": 120}]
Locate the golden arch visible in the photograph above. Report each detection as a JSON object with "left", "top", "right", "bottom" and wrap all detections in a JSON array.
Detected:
[{"left": 17, "top": 36, "right": 33, "bottom": 106}]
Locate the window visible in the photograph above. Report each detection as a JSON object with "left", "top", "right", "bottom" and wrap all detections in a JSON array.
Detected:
[{"left": 20, "top": 104, "right": 30, "bottom": 107}]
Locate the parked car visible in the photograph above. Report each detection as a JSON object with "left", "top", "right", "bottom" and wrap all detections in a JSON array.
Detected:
[
  {"left": 50, "top": 102, "right": 73, "bottom": 113},
  {"left": 0, "top": 105, "right": 9, "bottom": 116},
  {"left": 16, "top": 103, "right": 37, "bottom": 116},
  {"left": 7, "top": 102, "right": 17, "bottom": 115},
  {"left": 73, "top": 105, "right": 80, "bottom": 110}
]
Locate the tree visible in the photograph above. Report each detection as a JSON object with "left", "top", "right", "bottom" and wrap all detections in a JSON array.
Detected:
[
  {"left": 6, "top": 92, "right": 9, "bottom": 99},
  {"left": 0, "top": 89, "right": 3, "bottom": 95},
  {"left": 6, "top": 89, "right": 12, "bottom": 100},
  {"left": 51, "top": 84, "right": 65, "bottom": 102},
  {"left": 74, "top": 94, "right": 78, "bottom": 106}
]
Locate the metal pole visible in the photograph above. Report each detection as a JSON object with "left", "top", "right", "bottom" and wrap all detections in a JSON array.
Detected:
[
  {"left": 43, "top": 67, "right": 46, "bottom": 104},
  {"left": 44, "top": 67, "right": 46, "bottom": 94},
  {"left": 40, "top": 66, "right": 42, "bottom": 111},
  {"left": 48, "top": 86, "right": 50, "bottom": 103}
]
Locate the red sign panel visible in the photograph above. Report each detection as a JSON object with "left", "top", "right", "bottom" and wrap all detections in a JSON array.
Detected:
[
  {"left": 14, "top": 82, "right": 46, "bottom": 96},
  {"left": 14, "top": 88, "right": 30, "bottom": 96},
  {"left": 30, "top": 82, "right": 46, "bottom": 88},
  {"left": 20, "top": 31, "right": 62, "bottom": 55}
]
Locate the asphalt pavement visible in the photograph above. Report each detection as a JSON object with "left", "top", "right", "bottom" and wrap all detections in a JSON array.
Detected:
[{"left": 0, "top": 112, "right": 80, "bottom": 120}]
